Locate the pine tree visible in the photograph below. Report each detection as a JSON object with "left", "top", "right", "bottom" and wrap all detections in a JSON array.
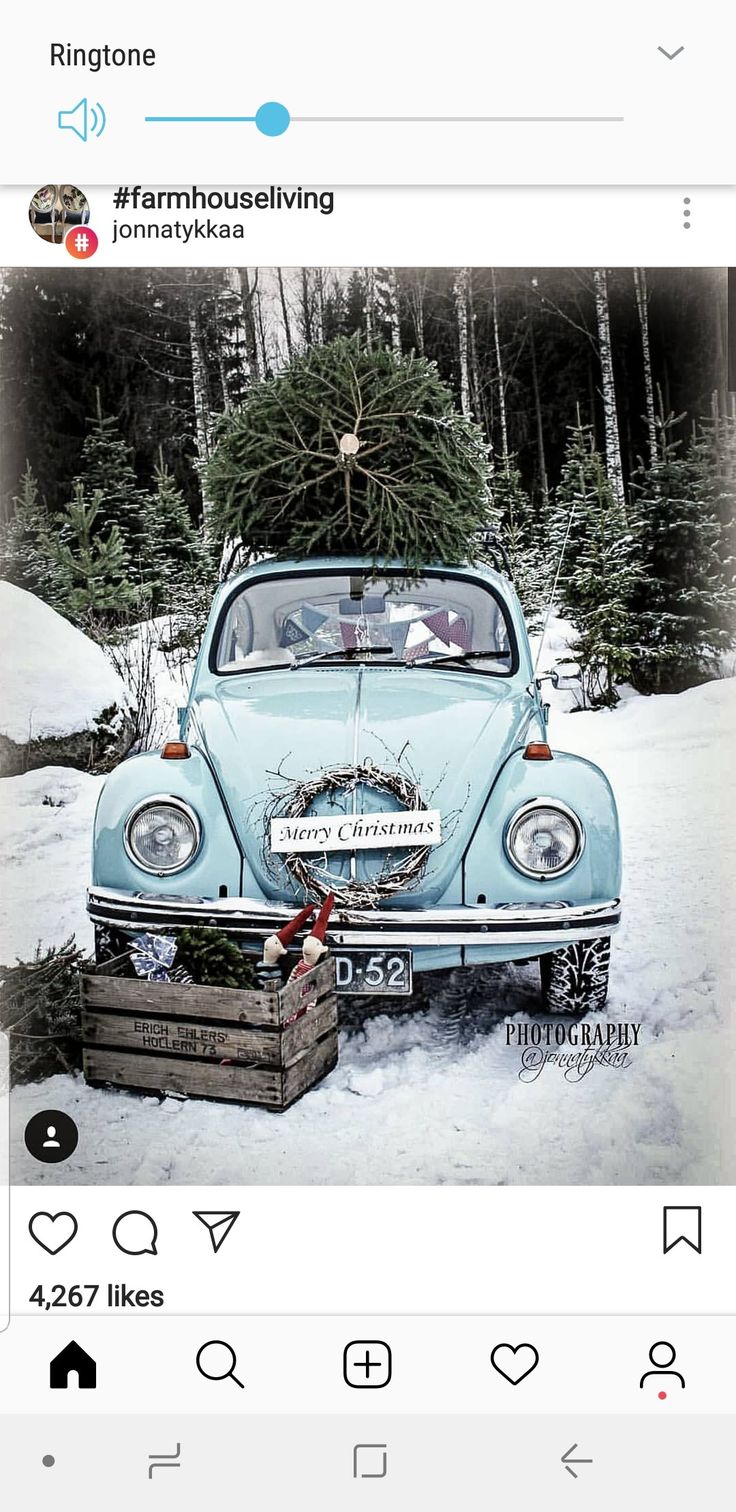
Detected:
[
  {"left": 43, "top": 484, "right": 140, "bottom": 624},
  {"left": 141, "top": 462, "right": 213, "bottom": 612},
  {"left": 552, "top": 421, "right": 641, "bottom": 708},
  {"left": 629, "top": 406, "right": 735, "bottom": 692},
  {"left": 72, "top": 392, "right": 150, "bottom": 571},
  {"left": 0, "top": 464, "right": 54, "bottom": 595},
  {"left": 488, "top": 459, "right": 549, "bottom": 628},
  {"left": 206, "top": 335, "right": 493, "bottom": 574},
  {"left": 703, "top": 404, "right": 736, "bottom": 596},
  {"left": 174, "top": 927, "right": 257, "bottom": 990}
]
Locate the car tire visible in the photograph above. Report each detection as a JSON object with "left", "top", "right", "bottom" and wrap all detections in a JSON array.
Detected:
[{"left": 539, "top": 937, "right": 611, "bottom": 1015}]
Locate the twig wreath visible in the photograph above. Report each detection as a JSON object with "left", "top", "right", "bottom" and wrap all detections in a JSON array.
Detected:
[{"left": 264, "top": 759, "right": 433, "bottom": 909}]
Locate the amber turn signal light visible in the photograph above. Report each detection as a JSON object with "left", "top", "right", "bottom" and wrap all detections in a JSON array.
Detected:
[
  {"left": 523, "top": 741, "right": 553, "bottom": 761},
  {"left": 161, "top": 741, "right": 191, "bottom": 760}
]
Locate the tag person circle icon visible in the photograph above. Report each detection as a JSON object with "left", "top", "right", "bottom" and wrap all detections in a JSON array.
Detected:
[{"left": 24, "top": 1110, "right": 79, "bottom": 1164}]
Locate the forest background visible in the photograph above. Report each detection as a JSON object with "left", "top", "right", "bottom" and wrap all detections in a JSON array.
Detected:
[{"left": 0, "top": 265, "right": 733, "bottom": 709}]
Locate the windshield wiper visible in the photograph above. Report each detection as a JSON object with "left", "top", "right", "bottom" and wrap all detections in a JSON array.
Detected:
[
  {"left": 413, "top": 649, "right": 513, "bottom": 669},
  {"left": 293, "top": 645, "right": 396, "bottom": 667}
]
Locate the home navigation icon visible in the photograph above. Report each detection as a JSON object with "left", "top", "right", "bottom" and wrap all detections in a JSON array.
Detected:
[{"left": 50, "top": 1341, "right": 97, "bottom": 1390}]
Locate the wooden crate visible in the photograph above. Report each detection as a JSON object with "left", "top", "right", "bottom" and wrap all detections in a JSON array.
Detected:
[{"left": 81, "top": 956, "right": 338, "bottom": 1111}]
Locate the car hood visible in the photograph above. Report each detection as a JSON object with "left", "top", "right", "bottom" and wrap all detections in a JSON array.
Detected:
[{"left": 192, "top": 667, "right": 536, "bottom": 905}]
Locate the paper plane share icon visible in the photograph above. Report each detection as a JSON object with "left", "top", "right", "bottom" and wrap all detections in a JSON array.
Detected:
[{"left": 193, "top": 1211, "right": 240, "bottom": 1254}]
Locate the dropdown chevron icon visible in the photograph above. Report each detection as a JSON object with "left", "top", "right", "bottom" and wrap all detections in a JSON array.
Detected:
[
  {"left": 561, "top": 1444, "right": 593, "bottom": 1478},
  {"left": 658, "top": 44, "right": 685, "bottom": 59}
]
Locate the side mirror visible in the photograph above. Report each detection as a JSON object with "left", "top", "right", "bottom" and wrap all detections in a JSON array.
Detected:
[{"left": 551, "top": 661, "right": 582, "bottom": 692}]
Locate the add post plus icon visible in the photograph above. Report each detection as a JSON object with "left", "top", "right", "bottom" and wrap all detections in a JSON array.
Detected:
[{"left": 343, "top": 1341, "right": 392, "bottom": 1389}]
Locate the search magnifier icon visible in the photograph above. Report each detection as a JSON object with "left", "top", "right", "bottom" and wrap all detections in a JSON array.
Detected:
[{"left": 196, "top": 1339, "right": 244, "bottom": 1388}]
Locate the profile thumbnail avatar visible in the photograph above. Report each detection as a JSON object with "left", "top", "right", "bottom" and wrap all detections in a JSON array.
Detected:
[{"left": 28, "top": 184, "right": 90, "bottom": 245}]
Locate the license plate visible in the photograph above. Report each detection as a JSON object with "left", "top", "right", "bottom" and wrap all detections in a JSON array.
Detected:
[{"left": 333, "top": 949, "right": 413, "bottom": 996}]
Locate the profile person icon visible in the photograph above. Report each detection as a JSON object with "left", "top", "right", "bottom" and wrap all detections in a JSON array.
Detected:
[
  {"left": 639, "top": 1341, "right": 685, "bottom": 1393},
  {"left": 24, "top": 1109, "right": 79, "bottom": 1164}
]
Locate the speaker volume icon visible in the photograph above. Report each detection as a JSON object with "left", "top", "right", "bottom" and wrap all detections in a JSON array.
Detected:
[{"left": 58, "top": 99, "right": 107, "bottom": 142}]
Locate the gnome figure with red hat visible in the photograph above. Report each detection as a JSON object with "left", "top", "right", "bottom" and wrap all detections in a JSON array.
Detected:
[
  {"left": 256, "top": 900, "right": 316, "bottom": 985},
  {"left": 289, "top": 893, "right": 336, "bottom": 981}
]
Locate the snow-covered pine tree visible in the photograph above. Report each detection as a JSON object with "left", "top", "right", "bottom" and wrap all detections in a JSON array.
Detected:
[
  {"left": 488, "top": 458, "right": 549, "bottom": 630},
  {"left": 43, "top": 484, "right": 140, "bottom": 625},
  {"left": 72, "top": 393, "right": 150, "bottom": 571},
  {"left": 0, "top": 464, "right": 54, "bottom": 596},
  {"left": 629, "top": 404, "right": 735, "bottom": 692},
  {"left": 142, "top": 462, "right": 215, "bottom": 620},
  {"left": 704, "top": 402, "right": 736, "bottom": 598},
  {"left": 551, "top": 420, "right": 641, "bottom": 707}
]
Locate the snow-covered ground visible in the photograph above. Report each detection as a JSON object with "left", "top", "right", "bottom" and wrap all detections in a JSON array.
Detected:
[
  {"left": 0, "top": 767, "right": 104, "bottom": 962},
  {"left": 4, "top": 675, "right": 735, "bottom": 1186}
]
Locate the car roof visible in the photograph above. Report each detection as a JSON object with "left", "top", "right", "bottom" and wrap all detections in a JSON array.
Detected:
[{"left": 218, "top": 556, "right": 513, "bottom": 598}]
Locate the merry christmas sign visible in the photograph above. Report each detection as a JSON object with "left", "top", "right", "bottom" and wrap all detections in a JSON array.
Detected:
[{"left": 270, "top": 809, "right": 442, "bottom": 853}]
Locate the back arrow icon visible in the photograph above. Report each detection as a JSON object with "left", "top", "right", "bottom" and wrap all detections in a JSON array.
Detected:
[
  {"left": 561, "top": 1444, "right": 593, "bottom": 1478},
  {"left": 658, "top": 45, "right": 685, "bottom": 59}
]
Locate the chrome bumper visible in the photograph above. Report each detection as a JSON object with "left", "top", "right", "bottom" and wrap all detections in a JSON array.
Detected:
[{"left": 87, "top": 887, "right": 621, "bottom": 949}]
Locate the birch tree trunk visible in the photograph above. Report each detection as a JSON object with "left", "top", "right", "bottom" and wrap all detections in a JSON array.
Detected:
[
  {"left": 633, "top": 267, "right": 657, "bottom": 465},
  {"left": 529, "top": 315, "right": 548, "bottom": 505},
  {"left": 406, "top": 270, "right": 427, "bottom": 355},
  {"left": 593, "top": 267, "right": 626, "bottom": 510},
  {"left": 364, "top": 267, "right": 376, "bottom": 349},
  {"left": 375, "top": 267, "right": 401, "bottom": 353},
  {"left": 223, "top": 267, "right": 248, "bottom": 398},
  {"left": 467, "top": 270, "right": 487, "bottom": 438},
  {"left": 453, "top": 267, "right": 471, "bottom": 416},
  {"left": 276, "top": 267, "right": 294, "bottom": 361},
  {"left": 491, "top": 269, "right": 509, "bottom": 472},
  {"left": 300, "top": 268, "right": 314, "bottom": 347},
  {"left": 214, "top": 293, "right": 232, "bottom": 413},
  {"left": 256, "top": 296, "right": 270, "bottom": 379},
  {"left": 313, "top": 269, "right": 326, "bottom": 345},
  {"left": 240, "top": 268, "right": 262, "bottom": 381},
  {"left": 186, "top": 272, "right": 214, "bottom": 528}
]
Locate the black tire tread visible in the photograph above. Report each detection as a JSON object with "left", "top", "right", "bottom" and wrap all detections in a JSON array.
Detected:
[{"left": 539, "top": 937, "right": 611, "bottom": 1015}]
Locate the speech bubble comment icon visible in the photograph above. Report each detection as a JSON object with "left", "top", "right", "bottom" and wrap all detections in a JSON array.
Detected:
[{"left": 112, "top": 1210, "right": 158, "bottom": 1256}]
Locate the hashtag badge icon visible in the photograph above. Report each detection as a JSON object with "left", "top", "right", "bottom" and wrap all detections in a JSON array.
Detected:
[{"left": 65, "top": 225, "right": 99, "bottom": 260}]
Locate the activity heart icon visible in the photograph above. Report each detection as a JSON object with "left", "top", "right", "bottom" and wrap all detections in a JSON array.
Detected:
[
  {"left": 490, "top": 1342, "right": 540, "bottom": 1385},
  {"left": 29, "top": 1211, "right": 78, "bottom": 1255}
]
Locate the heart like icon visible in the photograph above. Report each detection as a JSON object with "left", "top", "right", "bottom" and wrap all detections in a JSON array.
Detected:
[
  {"left": 490, "top": 1342, "right": 540, "bottom": 1385},
  {"left": 29, "top": 1211, "right": 78, "bottom": 1256}
]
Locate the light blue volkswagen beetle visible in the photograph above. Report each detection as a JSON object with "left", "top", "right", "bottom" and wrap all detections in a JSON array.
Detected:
[{"left": 88, "top": 556, "right": 621, "bottom": 1014}]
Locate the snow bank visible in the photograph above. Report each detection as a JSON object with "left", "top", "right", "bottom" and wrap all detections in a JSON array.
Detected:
[
  {"left": 0, "top": 766, "right": 104, "bottom": 964},
  {"left": 0, "top": 582, "right": 133, "bottom": 774}
]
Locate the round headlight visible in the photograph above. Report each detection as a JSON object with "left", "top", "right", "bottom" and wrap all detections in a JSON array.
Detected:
[
  {"left": 505, "top": 799, "right": 583, "bottom": 879},
  {"left": 125, "top": 797, "right": 201, "bottom": 875}
]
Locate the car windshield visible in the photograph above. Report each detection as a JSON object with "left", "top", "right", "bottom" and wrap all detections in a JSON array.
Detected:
[{"left": 215, "top": 571, "right": 515, "bottom": 675}]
